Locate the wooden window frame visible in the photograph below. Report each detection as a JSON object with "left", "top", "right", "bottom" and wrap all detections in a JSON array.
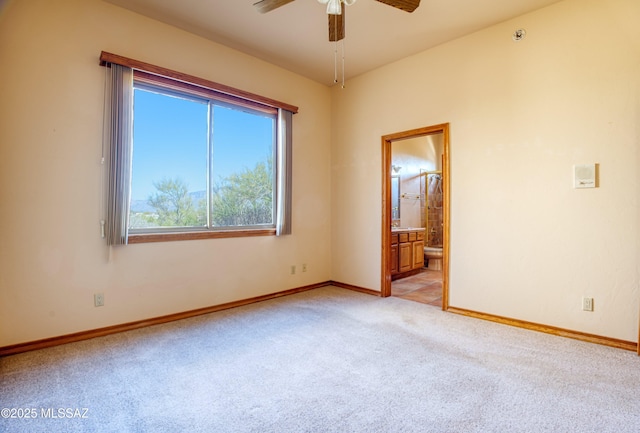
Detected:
[
  {"left": 100, "top": 52, "right": 298, "bottom": 244},
  {"left": 99, "top": 52, "right": 298, "bottom": 114}
]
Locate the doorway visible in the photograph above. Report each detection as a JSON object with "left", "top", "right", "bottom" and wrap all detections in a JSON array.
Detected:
[{"left": 381, "top": 123, "right": 450, "bottom": 310}]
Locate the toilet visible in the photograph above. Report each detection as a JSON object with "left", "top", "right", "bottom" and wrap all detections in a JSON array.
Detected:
[{"left": 423, "top": 246, "right": 443, "bottom": 270}]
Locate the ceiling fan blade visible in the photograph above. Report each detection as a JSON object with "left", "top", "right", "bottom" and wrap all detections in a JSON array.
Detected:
[
  {"left": 374, "top": 0, "right": 420, "bottom": 13},
  {"left": 253, "top": 0, "right": 296, "bottom": 14},
  {"left": 328, "top": 9, "right": 345, "bottom": 42}
]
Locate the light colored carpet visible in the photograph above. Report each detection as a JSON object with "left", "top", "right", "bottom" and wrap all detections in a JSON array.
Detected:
[{"left": 1, "top": 286, "right": 639, "bottom": 432}]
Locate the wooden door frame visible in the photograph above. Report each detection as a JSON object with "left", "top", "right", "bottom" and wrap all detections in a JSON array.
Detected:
[{"left": 381, "top": 123, "right": 450, "bottom": 310}]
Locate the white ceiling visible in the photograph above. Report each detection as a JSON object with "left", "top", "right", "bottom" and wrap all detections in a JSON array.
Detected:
[{"left": 103, "top": 0, "right": 563, "bottom": 86}]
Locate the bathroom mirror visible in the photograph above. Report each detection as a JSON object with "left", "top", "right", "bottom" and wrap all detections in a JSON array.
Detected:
[
  {"left": 391, "top": 134, "right": 443, "bottom": 229},
  {"left": 391, "top": 175, "right": 400, "bottom": 222}
]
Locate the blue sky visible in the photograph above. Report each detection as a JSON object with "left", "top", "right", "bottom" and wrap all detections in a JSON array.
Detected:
[{"left": 130, "top": 88, "right": 275, "bottom": 201}]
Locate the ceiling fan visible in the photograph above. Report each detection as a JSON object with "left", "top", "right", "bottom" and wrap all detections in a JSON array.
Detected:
[{"left": 253, "top": 0, "right": 421, "bottom": 41}]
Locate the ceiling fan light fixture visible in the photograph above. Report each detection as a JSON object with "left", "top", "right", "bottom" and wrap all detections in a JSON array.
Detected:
[
  {"left": 326, "top": 0, "right": 342, "bottom": 15},
  {"left": 318, "top": 0, "right": 356, "bottom": 15}
]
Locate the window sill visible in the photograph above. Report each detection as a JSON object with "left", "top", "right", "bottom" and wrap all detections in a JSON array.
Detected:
[{"left": 128, "top": 229, "right": 276, "bottom": 244}]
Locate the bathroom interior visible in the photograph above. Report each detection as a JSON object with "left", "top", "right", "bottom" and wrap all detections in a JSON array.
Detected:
[{"left": 390, "top": 132, "right": 444, "bottom": 307}]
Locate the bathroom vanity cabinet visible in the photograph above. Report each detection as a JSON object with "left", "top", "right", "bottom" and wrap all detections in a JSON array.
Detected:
[{"left": 391, "top": 228, "right": 425, "bottom": 280}]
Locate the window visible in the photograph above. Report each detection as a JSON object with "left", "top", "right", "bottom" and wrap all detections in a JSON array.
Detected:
[
  {"left": 101, "top": 52, "right": 296, "bottom": 244},
  {"left": 130, "top": 79, "right": 277, "bottom": 232}
]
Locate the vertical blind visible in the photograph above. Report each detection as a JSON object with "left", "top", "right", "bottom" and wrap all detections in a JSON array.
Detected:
[
  {"left": 276, "top": 108, "right": 293, "bottom": 236},
  {"left": 103, "top": 63, "right": 134, "bottom": 246}
]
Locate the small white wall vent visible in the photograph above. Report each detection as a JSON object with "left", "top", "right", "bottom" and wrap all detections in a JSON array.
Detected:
[{"left": 573, "top": 164, "right": 597, "bottom": 189}]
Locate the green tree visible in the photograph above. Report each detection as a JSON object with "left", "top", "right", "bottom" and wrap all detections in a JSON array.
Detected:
[
  {"left": 147, "top": 177, "right": 206, "bottom": 227},
  {"left": 211, "top": 160, "right": 273, "bottom": 226}
]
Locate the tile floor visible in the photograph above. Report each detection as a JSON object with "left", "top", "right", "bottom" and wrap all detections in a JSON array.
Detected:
[{"left": 391, "top": 268, "right": 443, "bottom": 307}]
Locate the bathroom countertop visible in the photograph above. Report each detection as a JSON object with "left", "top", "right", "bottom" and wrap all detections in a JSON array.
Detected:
[{"left": 391, "top": 227, "right": 426, "bottom": 233}]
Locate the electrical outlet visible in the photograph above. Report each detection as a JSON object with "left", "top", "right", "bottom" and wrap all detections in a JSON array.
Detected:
[
  {"left": 94, "top": 293, "right": 105, "bottom": 307},
  {"left": 582, "top": 297, "right": 593, "bottom": 312},
  {"left": 290, "top": 265, "right": 296, "bottom": 275},
  {"left": 302, "top": 263, "right": 307, "bottom": 272}
]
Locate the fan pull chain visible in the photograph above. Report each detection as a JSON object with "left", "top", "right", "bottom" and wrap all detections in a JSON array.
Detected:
[
  {"left": 334, "top": 39, "right": 338, "bottom": 84},
  {"left": 330, "top": 13, "right": 345, "bottom": 88},
  {"left": 341, "top": 39, "right": 345, "bottom": 88}
]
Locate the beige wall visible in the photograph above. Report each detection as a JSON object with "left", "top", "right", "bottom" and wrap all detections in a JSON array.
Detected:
[
  {"left": 2, "top": 0, "right": 639, "bottom": 348},
  {"left": 331, "top": 0, "right": 640, "bottom": 341},
  {"left": 0, "top": 0, "right": 332, "bottom": 346}
]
